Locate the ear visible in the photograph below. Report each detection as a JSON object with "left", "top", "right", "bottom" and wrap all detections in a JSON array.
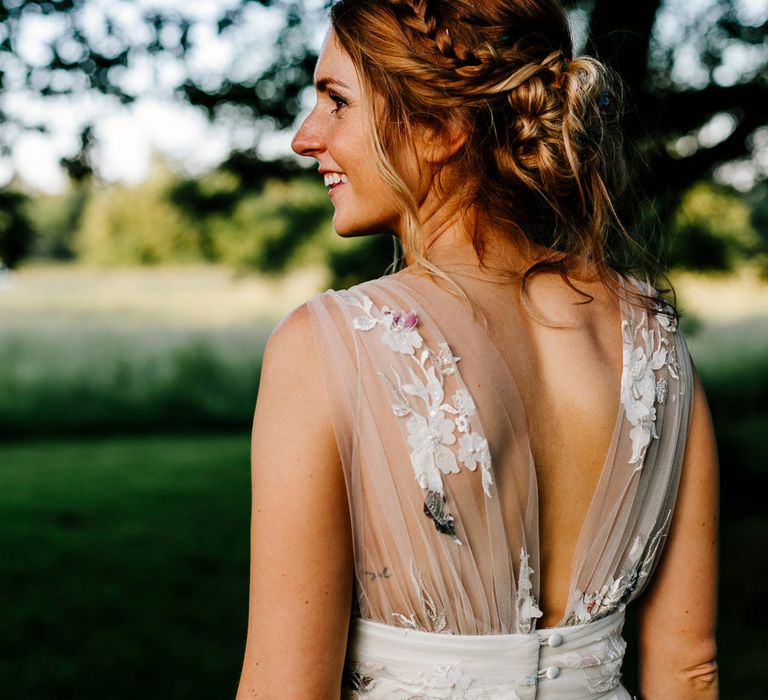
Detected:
[{"left": 416, "top": 118, "right": 466, "bottom": 164}]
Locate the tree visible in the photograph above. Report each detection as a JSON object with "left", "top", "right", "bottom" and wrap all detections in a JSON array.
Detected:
[{"left": 1, "top": 0, "right": 766, "bottom": 276}]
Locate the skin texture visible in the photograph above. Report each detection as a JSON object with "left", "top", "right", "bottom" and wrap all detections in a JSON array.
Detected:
[
  {"left": 290, "top": 32, "right": 404, "bottom": 237},
  {"left": 291, "top": 32, "right": 471, "bottom": 261},
  {"left": 237, "top": 28, "right": 719, "bottom": 700},
  {"left": 635, "top": 369, "right": 720, "bottom": 699},
  {"left": 235, "top": 302, "right": 354, "bottom": 699}
]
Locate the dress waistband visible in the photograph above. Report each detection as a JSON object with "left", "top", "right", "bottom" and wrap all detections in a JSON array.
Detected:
[{"left": 344, "top": 609, "right": 631, "bottom": 700}]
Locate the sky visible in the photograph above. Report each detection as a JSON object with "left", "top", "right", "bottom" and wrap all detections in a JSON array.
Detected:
[{"left": 2, "top": 0, "right": 767, "bottom": 194}]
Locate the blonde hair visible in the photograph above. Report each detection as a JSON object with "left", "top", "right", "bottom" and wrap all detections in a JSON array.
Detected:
[{"left": 330, "top": 0, "right": 674, "bottom": 319}]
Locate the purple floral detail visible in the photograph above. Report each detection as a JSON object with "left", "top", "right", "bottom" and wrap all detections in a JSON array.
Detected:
[
  {"left": 350, "top": 295, "right": 423, "bottom": 355},
  {"left": 568, "top": 511, "right": 672, "bottom": 626},
  {"left": 344, "top": 290, "right": 495, "bottom": 539}
]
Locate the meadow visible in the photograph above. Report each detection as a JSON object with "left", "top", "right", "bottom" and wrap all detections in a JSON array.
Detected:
[{"left": 1, "top": 264, "right": 766, "bottom": 698}]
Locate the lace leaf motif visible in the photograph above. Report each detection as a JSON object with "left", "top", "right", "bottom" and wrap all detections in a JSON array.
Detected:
[
  {"left": 517, "top": 547, "right": 544, "bottom": 633},
  {"left": 345, "top": 291, "right": 494, "bottom": 541},
  {"left": 391, "top": 559, "right": 449, "bottom": 634},
  {"left": 620, "top": 288, "right": 681, "bottom": 469},
  {"left": 567, "top": 510, "right": 673, "bottom": 626}
]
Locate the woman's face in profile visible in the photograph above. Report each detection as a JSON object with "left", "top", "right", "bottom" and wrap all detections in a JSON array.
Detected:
[{"left": 291, "top": 31, "right": 406, "bottom": 238}]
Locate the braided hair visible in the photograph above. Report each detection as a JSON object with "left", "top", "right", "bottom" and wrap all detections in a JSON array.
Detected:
[{"left": 330, "top": 0, "right": 670, "bottom": 316}]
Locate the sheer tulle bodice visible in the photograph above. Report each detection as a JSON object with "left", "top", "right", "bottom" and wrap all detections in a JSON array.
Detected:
[{"left": 305, "top": 266, "right": 692, "bottom": 693}]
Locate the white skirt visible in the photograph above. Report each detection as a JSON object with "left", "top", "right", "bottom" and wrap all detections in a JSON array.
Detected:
[{"left": 343, "top": 609, "right": 633, "bottom": 699}]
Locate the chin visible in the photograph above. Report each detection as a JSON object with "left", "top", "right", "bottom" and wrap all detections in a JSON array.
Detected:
[{"left": 332, "top": 212, "right": 397, "bottom": 238}]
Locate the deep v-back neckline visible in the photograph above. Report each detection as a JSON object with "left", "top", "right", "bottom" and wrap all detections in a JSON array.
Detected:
[{"left": 381, "top": 267, "right": 630, "bottom": 627}]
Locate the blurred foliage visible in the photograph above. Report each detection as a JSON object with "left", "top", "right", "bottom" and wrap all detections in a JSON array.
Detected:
[
  {"left": 74, "top": 163, "right": 204, "bottom": 265},
  {"left": 0, "top": 190, "right": 33, "bottom": 267},
  {"left": 0, "top": 323, "right": 266, "bottom": 438},
  {"left": 23, "top": 183, "right": 88, "bottom": 260},
  {"left": 18, "top": 162, "right": 763, "bottom": 288},
  {"left": 327, "top": 233, "right": 399, "bottom": 290},
  {"left": 169, "top": 171, "right": 333, "bottom": 273},
  {"left": 669, "top": 181, "right": 764, "bottom": 273},
  {"left": 0, "top": 0, "right": 765, "bottom": 280},
  {"left": 19, "top": 156, "right": 401, "bottom": 284},
  {"left": 747, "top": 180, "right": 768, "bottom": 276}
]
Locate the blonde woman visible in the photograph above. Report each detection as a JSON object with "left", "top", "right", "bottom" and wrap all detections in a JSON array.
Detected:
[{"left": 237, "top": 1, "right": 719, "bottom": 698}]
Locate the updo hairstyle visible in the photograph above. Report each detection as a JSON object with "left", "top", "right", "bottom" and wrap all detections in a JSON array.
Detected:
[{"left": 330, "top": 0, "right": 670, "bottom": 316}]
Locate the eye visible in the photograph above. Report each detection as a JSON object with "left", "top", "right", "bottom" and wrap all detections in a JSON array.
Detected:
[{"left": 328, "top": 92, "right": 348, "bottom": 114}]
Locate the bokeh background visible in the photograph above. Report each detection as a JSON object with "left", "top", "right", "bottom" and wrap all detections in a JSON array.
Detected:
[{"left": 0, "top": 0, "right": 766, "bottom": 697}]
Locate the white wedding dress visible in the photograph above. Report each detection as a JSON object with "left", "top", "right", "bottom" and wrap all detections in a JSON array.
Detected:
[{"left": 306, "top": 264, "right": 692, "bottom": 699}]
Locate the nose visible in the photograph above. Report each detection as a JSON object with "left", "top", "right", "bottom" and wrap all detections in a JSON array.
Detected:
[{"left": 291, "top": 111, "right": 323, "bottom": 158}]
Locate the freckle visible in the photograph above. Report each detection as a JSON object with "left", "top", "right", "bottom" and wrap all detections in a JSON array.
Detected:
[{"left": 305, "top": 600, "right": 309, "bottom": 604}]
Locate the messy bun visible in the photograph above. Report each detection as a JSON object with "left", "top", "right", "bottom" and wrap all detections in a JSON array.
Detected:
[{"left": 330, "top": 0, "right": 668, "bottom": 315}]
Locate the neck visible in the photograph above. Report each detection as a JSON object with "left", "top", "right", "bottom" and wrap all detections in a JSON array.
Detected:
[{"left": 398, "top": 189, "right": 535, "bottom": 277}]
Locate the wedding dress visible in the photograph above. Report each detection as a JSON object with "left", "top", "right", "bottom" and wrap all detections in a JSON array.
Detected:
[{"left": 305, "top": 264, "right": 692, "bottom": 699}]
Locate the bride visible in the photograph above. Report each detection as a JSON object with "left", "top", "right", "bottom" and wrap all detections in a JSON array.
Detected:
[{"left": 236, "top": 1, "right": 719, "bottom": 698}]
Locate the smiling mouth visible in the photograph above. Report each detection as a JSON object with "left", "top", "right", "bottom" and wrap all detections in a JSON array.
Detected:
[{"left": 323, "top": 172, "right": 349, "bottom": 189}]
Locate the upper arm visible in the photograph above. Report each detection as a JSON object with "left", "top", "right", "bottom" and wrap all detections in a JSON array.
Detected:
[
  {"left": 236, "top": 303, "right": 354, "bottom": 699},
  {"left": 636, "top": 367, "right": 719, "bottom": 699}
]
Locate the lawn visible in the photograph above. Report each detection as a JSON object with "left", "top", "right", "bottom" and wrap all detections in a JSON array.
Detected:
[{"left": 0, "top": 434, "right": 251, "bottom": 699}]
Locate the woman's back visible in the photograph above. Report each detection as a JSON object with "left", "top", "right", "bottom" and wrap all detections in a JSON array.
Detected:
[
  {"left": 448, "top": 267, "right": 625, "bottom": 627},
  {"left": 306, "top": 263, "right": 691, "bottom": 641}
]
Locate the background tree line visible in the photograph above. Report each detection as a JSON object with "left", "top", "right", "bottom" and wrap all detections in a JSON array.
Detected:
[{"left": 0, "top": 0, "right": 766, "bottom": 283}]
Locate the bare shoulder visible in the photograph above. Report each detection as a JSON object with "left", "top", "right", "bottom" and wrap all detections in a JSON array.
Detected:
[
  {"left": 255, "top": 298, "right": 336, "bottom": 450},
  {"left": 263, "top": 300, "right": 316, "bottom": 364},
  {"left": 237, "top": 296, "right": 353, "bottom": 698}
]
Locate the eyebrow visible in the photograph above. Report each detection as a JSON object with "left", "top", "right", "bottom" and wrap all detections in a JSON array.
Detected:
[{"left": 314, "top": 77, "right": 350, "bottom": 93}]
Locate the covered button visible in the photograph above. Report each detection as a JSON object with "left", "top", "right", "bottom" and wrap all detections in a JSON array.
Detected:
[
  {"left": 545, "top": 666, "right": 561, "bottom": 680},
  {"left": 547, "top": 633, "right": 563, "bottom": 647}
]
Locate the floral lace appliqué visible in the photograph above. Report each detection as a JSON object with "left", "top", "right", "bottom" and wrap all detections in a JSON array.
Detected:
[
  {"left": 391, "top": 560, "right": 450, "bottom": 634},
  {"left": 620, "top": 291, "right": 680, "bottom": 469},
  {"left": 346, "top": 291, "right": 494, "bottom": 543},
  {"left": 517, "top": 547, "right": 544, "bottom": 633},
  {"left": 342, "top": 662, "right": 381, "bottom": 697},
  {"left": 568, "top": 510, "right": 672, "bottom": 625}
]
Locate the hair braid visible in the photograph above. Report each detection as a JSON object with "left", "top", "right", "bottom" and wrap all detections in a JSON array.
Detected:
[{"left": 330, "top": 0, "right": 673, "bottom": 320}]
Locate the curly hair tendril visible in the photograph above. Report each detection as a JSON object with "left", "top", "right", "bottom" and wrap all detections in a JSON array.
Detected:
[{"left": 329, "top": 0, "right": 675, "bottom": 323}]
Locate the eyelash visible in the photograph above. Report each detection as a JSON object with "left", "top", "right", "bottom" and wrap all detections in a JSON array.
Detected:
[{"left": 328, "top": 92, "right": 348, "bottom": 114}]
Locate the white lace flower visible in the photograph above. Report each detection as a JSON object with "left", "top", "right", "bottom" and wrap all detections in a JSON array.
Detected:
[
  {"left": 381, "top": 307, "right": 422, "bottom": 354},
  {"left": 351, "top": 314, "right": 377, "bottom": 331},
  {"left": 345, "top": 291, "right": 495, "bottom": 521},
  {"left": 621, "top": 323, "right": 668, "bottom": 465},
  {"left": 433, "top": 341, "right": 461, "bottom": 375},
  {"left": 517, "top": 547, "right": 543, "bottom": 633},
  {"left": 459, "top": 433, "right": 493, "bottom": 496},
  {"left": 451, "top": 389, "right": 476, "bottom": 417},
  {"left": 568, "top": 528, "right": 661, "bottom": 626},
  {"left": 458, "top": 432, "right": 487, "bottom": 469},
  {"left": 406, "top": 411, "right": 458, "bottom": 493},
  {"left": 654, "top": 297, "right": 678, "bottom": 332}
]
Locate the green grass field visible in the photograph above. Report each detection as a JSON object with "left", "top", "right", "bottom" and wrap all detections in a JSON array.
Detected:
[{"left": 0, "top": 434, "right": 251, "bottom": 699}]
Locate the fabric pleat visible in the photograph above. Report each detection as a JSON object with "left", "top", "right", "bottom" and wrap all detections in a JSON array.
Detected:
[{"left": 305, "top": 266, "right": 693, "bottom": 637}]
